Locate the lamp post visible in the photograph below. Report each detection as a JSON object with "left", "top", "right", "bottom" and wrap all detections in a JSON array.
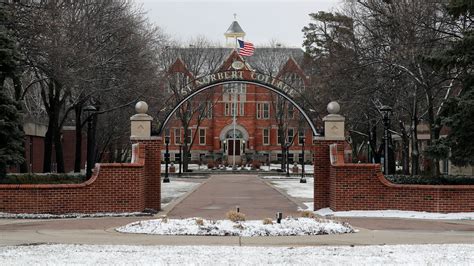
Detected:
[
  {"left": 300, "top": 136, "right": 306, "bottom": 183},
  {"left": 84, "top": 105, "right": 97, "bottom": 179},
  {"left": 286, "top": 143, "right": 290, "bottom": 177},
  {"left": 163, "top": 136, "right": 170, "bottom": 183},
  {"left": 380, "top": 105, "right": 392, "bottom": 175},
  {"left": 178, "top": 144, "right": 182, "bottom": 176}
]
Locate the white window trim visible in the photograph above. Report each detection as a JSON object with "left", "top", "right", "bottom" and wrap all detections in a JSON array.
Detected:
[
  {"left": 288, "top": 128, "right": 295, "bottom": 144},
  {"left": 199, "top": 128, "right": 206, "bottom": 145},
  {"left": 186, "top": 128, "right": 192, "bottom": 144},
  {"left": 262, "top": 128, "right": 270, "bottom": 146},
  {"left": 174, "top": 128, "right": 181, "bottom": 145}
]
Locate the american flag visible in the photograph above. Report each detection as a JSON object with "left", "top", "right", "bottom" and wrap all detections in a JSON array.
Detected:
[{"left": 238, "top": 39, "right": 255, "bottom": 56}]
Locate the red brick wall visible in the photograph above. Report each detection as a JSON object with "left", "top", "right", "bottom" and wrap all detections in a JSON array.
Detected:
[
  {"left": 0, "top": 138, "right": 162, "bottom": 214},
  {"left": 313, "top": 140, "right": 344, "bottom": 210},
  {"left": 314, "top": 142, "right": 474, "bottom": 213}
]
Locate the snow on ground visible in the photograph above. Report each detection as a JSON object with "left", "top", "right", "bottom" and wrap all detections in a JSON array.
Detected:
[
  {"left": 161, "top": 163, "right": 315, "bottom": 173},
  {"left": 262, "top": 175, "right": 313, "bottom": 179},
  {"left": 270, "top": 179, "right": 314, "bottom": 198},
  {"left": 0, "top": 244, "right": 473, "bottom": 265},
  {"left": 311, "top": 207, "right": 474, "bottom": 220},
  {"left": 262, "top": 164, "right": 314, "bottom": 173},
  {"left": 116, "top": 217, "right": 353, "bottom": 236},
  {"left": 0, "top": 212, "right": 152, "bottom": 219},
  {"left": 161, "top": 180, "right": 200, "bottom": 206}
]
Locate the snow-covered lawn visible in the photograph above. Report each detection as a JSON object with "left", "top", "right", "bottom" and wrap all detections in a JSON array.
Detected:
[
  {"left": 270, "top": 179, "right": 314, "bottom": 199},
  {"left": 312, "top": 207, "right": 474, "bottom": 220},
  {"left": 116, "top": 217, "right": 353, "bottom": 236},
  {"left": 161, "top": 180, "right": 200, "bottom": 206},
  {"left": 1, "top": 244, "right": 473, "bottom": 265}
]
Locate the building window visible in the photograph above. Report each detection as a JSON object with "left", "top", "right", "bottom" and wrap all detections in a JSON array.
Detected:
[
  {"left": 206, "top": 101, "right": 213, "bottom": 119},
  {"left": 277, "top": 153, "right": 283, "bottom": 162},
  {"left": 288, "top": 153, "right": 294, "bottom": 163},
  {"left": 199, "top": 128, "right": 206, "bottom": 145},
  {"left": 298, "top": 153, "right": 304, "bottom": 163},
  {"left": 186, "top": 129, "right": 192, "bottom": 144},
  {"left": 225, "top": 103, "right": 230, "bottom": 116},
  {"left": 298, "top": 130, "right": 305, "bottom": 145},
  {"left": 174, "top": 128, "right": 181, "bottom": 144},
  {"left": 257, "top": 103, "right": 270, "bottom": 119},
  {"left": 263, "top": 128, "right": 270, "bottom": 145},
  {"left": 288, "top": 104, "right": 294, "bottom": 119},
  {"left": 277, "top": 129, "right": 283, "bottom": 145},
  {"left": 239, "top": 102, "right": 244, "bottom": 116},
  {"left": 175, "top": 153, "right": 181, "bottom": 162},
  {"left": 288, "top": 128, "right": 295, "bottom": 144}
]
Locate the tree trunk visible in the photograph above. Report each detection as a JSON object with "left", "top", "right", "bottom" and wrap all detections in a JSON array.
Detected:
[
  {"left": 74, "top": 106, "right": 82, "bottom": 172},
  {"left": 43, "top": 122, "right": 54, "bottom": 173},
  {"left": 425, "top": 88, "right": 439, "bottom": 176},
  {"left": 400, "top": 121, "right": 410, "bottom": 175},
  {"left": 54, "top": 126, "right": 65, "bottom": 173}
]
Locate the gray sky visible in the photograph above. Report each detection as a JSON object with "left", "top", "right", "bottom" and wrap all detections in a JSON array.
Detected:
[{"left": 135, "top": 0, "right": 343, "bottom": 48}]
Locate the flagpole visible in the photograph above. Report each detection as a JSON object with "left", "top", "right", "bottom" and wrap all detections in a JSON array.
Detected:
[{"left": 232, "top": 74, "right": 238, "bottom": 170}]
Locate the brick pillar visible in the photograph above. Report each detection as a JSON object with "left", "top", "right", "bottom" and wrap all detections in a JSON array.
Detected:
[
  {"left": 313, "top": 101, "right": 345, "bottom": 211},
  {"left": 130, "top": 101, "right": 162, "bottom": 212},
  {"left": 313, "top": 140, "right": 344, "bottom": 210},
  {"left": 133, "top": 137, "right": 162, "bottom": 211}
]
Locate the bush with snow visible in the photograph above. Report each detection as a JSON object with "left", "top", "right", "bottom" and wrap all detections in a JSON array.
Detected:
[{"left": 116, "top": 217, "right": 354, "bottom": 237}]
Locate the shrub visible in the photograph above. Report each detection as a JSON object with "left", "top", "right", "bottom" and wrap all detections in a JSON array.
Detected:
[
  {"left": 207, "top": 162, "right": 215, "bottom": 169},
  {"left": 251, "top": 161, "right": 261, "bottom": 170},
  {"left": 262, "top": 218, "right": 273, "bottom": 225},
  {"left": 300, "top": 210, "right": 317, "bottom": 219},
  {"left": 1, "top": 173, "right": 86, "bottom": 184},
  {"left": 195, "top": 218, "right": 204, "bottom": 226},
  {"left": 385, "top": 174, "right": 474, "bottom": 185},
  {"left": 226, "top": 210, "right": 246, "bottom": 222}
]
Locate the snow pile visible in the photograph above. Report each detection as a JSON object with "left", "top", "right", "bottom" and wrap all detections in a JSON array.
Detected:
[
  {"left": 0, "top": 212, "right": 152, "bottom": 219},
  {"left": 313, "top": 207, "right": 474, "bottom": 220},
  {"left": 271, "top": 180, "right": 314, "bottom": 198},
  {"left": 116, "top": 217, "right": 354, "bottom": 236},
  {"left": 1, "top": 244, "right": 473, "bottom": 265}
]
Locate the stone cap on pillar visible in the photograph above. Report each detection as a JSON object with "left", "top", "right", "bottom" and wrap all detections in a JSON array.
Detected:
[
  {"left": 131, "top": 101, "right": 153, "bottom": 139},
  {"left": 322, "top": 101, "right": 345, "bottom": 141}
]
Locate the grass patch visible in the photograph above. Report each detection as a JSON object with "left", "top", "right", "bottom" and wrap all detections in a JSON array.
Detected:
[
  {"left": 1, "top": 173, "right": 87, "bottom": 184},
  {"left": 385, "top": 175, "right": 474, "bottom": 185}
]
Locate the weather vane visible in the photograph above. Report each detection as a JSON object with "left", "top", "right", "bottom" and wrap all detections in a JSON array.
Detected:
[{"left": 233, "top": 13, "right": 237, "bottom": 20}]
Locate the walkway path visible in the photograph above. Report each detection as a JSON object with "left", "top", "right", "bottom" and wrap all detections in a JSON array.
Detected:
[{"left": 167, "top": 174, "right": 300, "bottom": 219}]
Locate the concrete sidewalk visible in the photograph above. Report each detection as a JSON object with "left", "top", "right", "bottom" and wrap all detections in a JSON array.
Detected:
[
  {"left": 1, "top": 217, "right": 474, "bottom": 247},
  {"left": 167, "top": 174, "right": 301, "bottom": 219}
]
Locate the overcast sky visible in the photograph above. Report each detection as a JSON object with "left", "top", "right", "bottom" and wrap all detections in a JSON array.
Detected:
[{"left": 135, "top": 0, "right": 343, "bottom": 48}]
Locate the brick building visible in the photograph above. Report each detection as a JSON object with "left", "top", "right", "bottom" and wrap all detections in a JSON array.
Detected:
[{"left": 162, "top": 20, "right": 317, "bottom": 165}]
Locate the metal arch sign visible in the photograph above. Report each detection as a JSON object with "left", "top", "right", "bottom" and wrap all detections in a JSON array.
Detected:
[{"left": 158, "top": 70, "right": 319, "bottom": 136}]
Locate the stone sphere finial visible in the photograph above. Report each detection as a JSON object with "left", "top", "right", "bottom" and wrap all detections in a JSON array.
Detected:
[
  {"left": 135, "top": 101, "right": 148, "bottom": 114},
  {"left": 327, "top": 101, "right": 340, "bottom": 114}
]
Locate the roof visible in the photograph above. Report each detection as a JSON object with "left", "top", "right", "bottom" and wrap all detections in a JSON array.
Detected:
[
  {"left": 224, "top": 21, "right": 245, "bottom": 37},
  {"left": 161, "top": 47, "right": 308, "bottom": 77}
]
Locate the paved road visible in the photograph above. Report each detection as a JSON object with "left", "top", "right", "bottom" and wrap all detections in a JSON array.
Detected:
[{"left": 167, "top": 174, "right": 301, "bottom": 219}]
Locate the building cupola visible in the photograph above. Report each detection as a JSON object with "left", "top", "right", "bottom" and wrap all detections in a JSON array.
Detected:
[{"left": 225, "top": 14, "right": 246, "bottom": 47}]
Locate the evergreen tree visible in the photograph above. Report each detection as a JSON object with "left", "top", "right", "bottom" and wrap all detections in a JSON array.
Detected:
[
  {"left": 0, "top": 4, "right": 24, "bottom": 178},
  {"left": 0, "top": 90, "right": 24, "bottom": 178},
  {"left": 425, "top": 0, "right": 474, "bottom": 166}
]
